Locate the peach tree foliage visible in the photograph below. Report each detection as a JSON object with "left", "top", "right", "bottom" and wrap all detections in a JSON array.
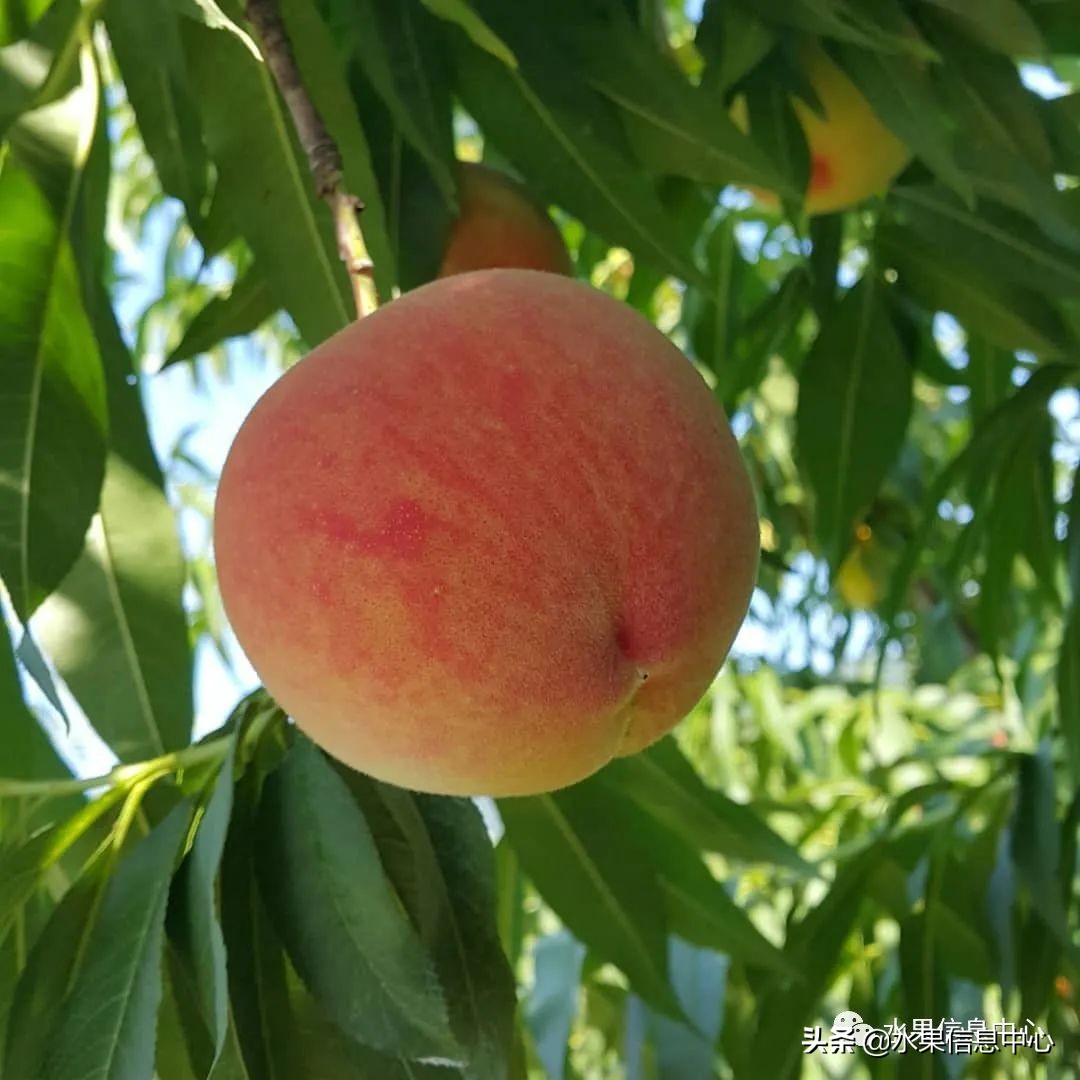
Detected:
[{"left": 0, "top": 0, "right": 1078, "bottom": 1078}]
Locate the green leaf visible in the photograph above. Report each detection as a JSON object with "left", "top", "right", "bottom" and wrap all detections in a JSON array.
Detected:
[
  {"left": 15, "top": 627, "right": 69, "bottom": 727},
  {"left": 832, "top": 40, "right": 969, "bottom": 202},
  {"left": 171, "top": 747, "right": 235, "bottom": 1065},
  {"left": 3, "top": 853, "right": 111, "bottom": 1078},
  {"left": 523, "top": 932, "right": 584, "bottom": 1080},
  {"left": 0, "top": 0, "right": 80, "bottom": 136},
  {"left": 326, "top": 0, "right": 455, "bottom": 200},
  {"left": 342, "top": 774, "right": 517, "bottom": 1080},
  {"left": 570, "top": 15, "right": 791, "bottom": 194},
  {"left": 34, "top": 297, "right": 192, "bottom": 761},
  {"left": 731, "top": 0, "right": 905, "bottom": 46},
  {"left": 878, "top": 223, "right": 1073, "bottom": 356},
  {"left": 181, "top": 19, "right": 352, "bottom": 345},
  {"left": 279, "top": 0, "right": 397, "bottom": 300},
  {"left": 450, "top": 33, "right": 704, "bottom": 287},
  {"left": 39, "top": 803, "right": 192, "bottom": 1080},
  {"left": 166, "top": 265, "right": 277, "bottom": 366},
  {"left": 257, "top": 739, "right": 459, "bottom": 1062},
  {"left": 1, "top": 620, "right": 58, "bottom": 777},
  {"left": 1061, "top": 480, "right": 1080, "bottom": 787},
  {"left": 105, "top": 0, "right": 209, "bottom": 218},
  {"left": 0, "top": 161, "right": 107, "bottom": 619},
  {"left": 892, "top": 183, "right": 1080, "bottom": 297},
  {"left": 1012, "top": 744, "right": 1068, "bottom": 941},
  {"left": 498, "top": 784, "right": 681, "bottom": 1018},
  {"left": 411, "top": 793, "right": 517, "bottom": 1080},
  {"left": 796, "top": 275, "right": 913, "bottom": 563},
  {"left": 346, "top": 63, "right": 454, "bottom": 291},
  {"left": 696, "top": 2, "right": 776, "bottom": 94},
  {"left": 918, "top": 0, "right": 1046, "bottom": 57},
  {"left": 587, "top": 778, "right": 790, "bottom": 974},
  {"left": 219, "top": 775, "right": 305, "bottom": 1080},
  {"left": 419, "top": 0, "right": 517, "bottom": 68},
  {"left": 877, "top": 363, "right": 1072, "bottom": 675},
  {"left": 603, "top": 739, "right": 810, "bottom": 873},
  {"left": 749, "top": 847, "right": 881, "bottom": 1079}
]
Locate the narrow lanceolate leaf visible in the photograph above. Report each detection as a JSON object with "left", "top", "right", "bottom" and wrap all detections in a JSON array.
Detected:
[
  {"left": 34, "top": 302, "right": 193, "bottom": 761},
  {"left": 1012, "top": 745, "right": 1068, "bottom": 941},
  {"left": 1061, "top": 479, "right": 1080, "bottom": 786},
  {"left": 892, "top": 184, "right": 1080, "bottom": 297},
  {"left": 878, "top": 223, "right": 1073, "bottom": 356},
  {"left": 411, "top": 791, "right": 517, "bottom": 1080},
  {"left": 419, "top": 0, "right": 517, "bottom": 68},
  {"left": 922, "top": 0, "right": 1046, "bottom": 58},
  {"left": 171, "top": 747, "right": 236, "bottom": 1064},
  {"left": 571, "top": 16, "right": 790, "bottom": 194},
  {"left": 586, "top": 771, "right": 790, "bottom": 974},
  {"left": 257, "top": 740, "right": 459, "bottom": 1063},
  {"left": 602, "top": 739, "right": 810, "bottom": 873},
  {"left": 181, "top": 20, "right": 352, "bottom": 346},
  {"left": 166, "top": 266, "right": 277, "bottom": 367},
  {"left": 451, "top": 35, "right": 704, "bottom": 287},
  {"left": 219, "top": 776, "right": 306, "bottom": 1080},
  {"left": 105, "top": 0, "right": 209, "bottom": 218},
  {"left": 750, "top": 847, "right": 882, "bottom": 1079},
  {"left": 279, "top": 0, "right": 397, "bottom": 300},
  {"left": 4, "top": 856, "right": 113, "bottom": 1079},
  {"left": 39, "top": 804, "right": 193, "bottom": 1080},
  {"left": 327, "top": 0, "right": 456, "bottom": 200},
  {"left": 796, "top": 275, "right": 913, "bottom": 563},
  {"left": 833, "top": 42, "right": 969, "bottom": 201},
  {"left": 498, "top": 784, "right": 681, "bottom": 1018},
  {"left": 0, "top": 162, "right": 107, "bottom": 619}
]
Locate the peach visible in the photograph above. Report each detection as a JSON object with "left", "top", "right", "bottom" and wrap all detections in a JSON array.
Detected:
[
  {"left": 439, "top": 162, "right": 572, "bottom": 278},
  {"left": 733, "top": 43, "right": 912, "bottom": 215},
  {"left": 214, "top": 270, "right": 758, "bottom": 796}
]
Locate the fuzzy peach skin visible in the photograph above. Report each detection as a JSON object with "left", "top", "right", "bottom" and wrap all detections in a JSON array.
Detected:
[
  {"left": 214, "top": 270, "right": 759, "bottom": 796},
  {"left": 439, "top": 162, "right": 573, "bottom": 278},
  {"left": 732, "top": 43, "right": 912, "bottom": 215}
]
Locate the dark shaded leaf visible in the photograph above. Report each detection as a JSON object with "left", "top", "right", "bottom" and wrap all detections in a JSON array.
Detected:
[
  {"left": 797, "top": 275, "right": 913, "bottom": 563},
  {"left": 257, "top": 740, "right": 458, "bottom": 1062},
  {"left": 450, "top": 32, "right": 704, "bottom": 286},
  {"left": 325, "top": 0, "right": 455, "bottom": 200},
  {"left": 892, "top": 183, "right": 1080, "bottom": 297},
  {"left": 105, "top": 0, "right": 209, "bottom": 217},
  {"left": 171, "top": 747, "right": 235, "bottom": 1065},
  {"left": 879, "top": 222, "right": 1073, "bottom": 356}
]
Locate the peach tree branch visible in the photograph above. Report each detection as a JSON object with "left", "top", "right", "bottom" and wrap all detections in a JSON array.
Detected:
[{"left": 243, "top": 0, "right": 377, "bottom": 318}]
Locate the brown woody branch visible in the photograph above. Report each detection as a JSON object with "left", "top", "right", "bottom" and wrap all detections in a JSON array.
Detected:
[{"left": 243, "top": 0, "right": 377, "bottom": 318}]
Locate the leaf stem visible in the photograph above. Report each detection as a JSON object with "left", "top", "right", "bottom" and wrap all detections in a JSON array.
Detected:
[
  {"left": 0, "top": 735, "right": 230, "bottom": 799},
  {"left": 243, "top": 0, "right": 378, "bottom": 318}
]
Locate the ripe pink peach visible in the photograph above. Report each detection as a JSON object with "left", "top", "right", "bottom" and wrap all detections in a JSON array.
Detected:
[
  {"left": 214, "top": 270, "right": 758, "bottom": 796},
  {"left": 439, "top": 162, "right": 572, "bottom": 278}
]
